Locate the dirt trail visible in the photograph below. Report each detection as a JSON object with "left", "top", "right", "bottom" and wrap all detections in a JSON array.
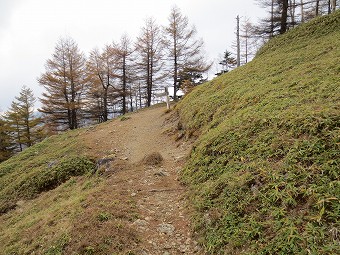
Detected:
[{"left": 83, "top": 105, "right": 203, "bottom": 254}]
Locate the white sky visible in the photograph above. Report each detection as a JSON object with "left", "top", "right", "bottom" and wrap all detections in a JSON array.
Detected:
[{"left": 0, "top": 0, "right": 265, "bottom": 111}]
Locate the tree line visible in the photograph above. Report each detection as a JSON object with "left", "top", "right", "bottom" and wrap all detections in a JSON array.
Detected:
[
  {"left": 38, "top": 6, "right": 211, "bottom": 132},
  {"left": 1, "top": 2, "right": 338, "bottom": 162},
  {"left": 0, "top": 6, "right": 211, "bottom": 162}
]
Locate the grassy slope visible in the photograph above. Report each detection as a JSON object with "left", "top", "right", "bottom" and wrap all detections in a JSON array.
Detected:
[
  {"left": 0, "top": 126, "right": 138, "bottom": 254},
  {"left": 0, "top": 130, "right": 95, "bottom": 214},
  {"left": 176, "top": 11, "right": 340, "bottom": 254}
]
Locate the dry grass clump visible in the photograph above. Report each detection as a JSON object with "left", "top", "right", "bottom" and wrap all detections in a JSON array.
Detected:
[{"left": 142, "top": 152, "right": 164, "bottom": 166}]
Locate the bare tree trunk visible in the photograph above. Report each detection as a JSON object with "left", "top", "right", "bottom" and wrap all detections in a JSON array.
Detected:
[
  {"left": 173, "top": 39, "right": 178, "bottom": 101},
  {"left": 331, "top": 0, "right": 337, "bottom": 12},
  {"left": 316, "top": 0, "right": 320, "bottom": 16},
  {"left": 289, "top": 0, "right": 296, "bottom": 27},
  {"left": 138, "top": 82, "right": 142, "bottom": 109},
  {"left": 280, "top": 0, "right": 289, "bottom": 34},
  {"left": 129, "top": 85, "right": 134, "bottom": 112},
  {"left": 271, "top": 0, "right": 274, "bottom": 37},
  {"left": 236, "top": 15, "right": 241, "bottom": 67},
  {"left": 301, "top": 0, "right": 305, "bottom": 23},
  {"left": 122, "top": 56, "right": 127, "bottom": 114}
]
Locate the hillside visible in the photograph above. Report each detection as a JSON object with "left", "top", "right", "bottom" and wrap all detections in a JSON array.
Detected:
[
  {"left": 0, "top": 106, "right": 202, "bottom": 254},
  {"left": 0, "top": 11, "right": 339, "bottom": 255},
  {"left": 176, "top": 11, "right": 340, "bottom": 254}
]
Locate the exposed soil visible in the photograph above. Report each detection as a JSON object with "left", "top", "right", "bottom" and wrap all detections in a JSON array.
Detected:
[{"left": 82, "top": 105, "right": 203, "bottom": 254}]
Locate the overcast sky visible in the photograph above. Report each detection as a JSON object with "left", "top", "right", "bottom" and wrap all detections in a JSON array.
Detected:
[{"left": 0, "top": 0, "right": 265, "bottom": 111}]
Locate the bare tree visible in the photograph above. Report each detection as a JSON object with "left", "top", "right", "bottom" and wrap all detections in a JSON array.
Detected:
[
  {"left": 86, "top": 45, "right": 118, "bottom": 122},
  {"left": 240, "top": 18, "right": 258, "bottom": 64},
  {"left": 135, "top": 18, "right": 165, "bottom": 107},
  {"left": 236, "top": 15, "right": 241, "bottom": 67},
  {"left": 164, "top": 6, "right": 211, "bottom": 99},
  {"left": 112, "top": 34, "right": 134, "bottom": 115},
  {"left": 255, "top": 0, "right": 298, "bottom": 36}
]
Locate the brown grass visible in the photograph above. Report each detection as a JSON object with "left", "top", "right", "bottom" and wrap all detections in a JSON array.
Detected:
[{"left": 142, "top": 152, "right": 164, "bottom": 166}]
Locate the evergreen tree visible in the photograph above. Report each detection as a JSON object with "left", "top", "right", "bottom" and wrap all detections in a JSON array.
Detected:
[{"left": 216, "top": 50, "right": 237, "bottom": 76}]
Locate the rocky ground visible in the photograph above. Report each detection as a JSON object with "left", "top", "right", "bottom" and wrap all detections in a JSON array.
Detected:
[{"left": 82, "top": 105, "right": 204, "bottom": 254}]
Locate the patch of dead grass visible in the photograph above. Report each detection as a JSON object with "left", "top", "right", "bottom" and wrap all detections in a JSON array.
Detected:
[{"left": 142, "top": 152, "right": 164, "bottom": 166}]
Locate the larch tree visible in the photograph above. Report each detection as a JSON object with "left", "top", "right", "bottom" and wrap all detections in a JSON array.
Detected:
[
  {"left": 256, "top": 0, "right": 338, "bottom": 37},
  {"left": 164, "top": 6, "right": 211, "bottom": 100},
  {"left": 0, "top": 116, "right": 14, "bottom": 162},
  {"left": 135, "top": 17, "right": 165, "bottom": 107},
  {"left": 255, "top": 0, "right": 290, "bottom": 36},
  {"left": 14, "top": 86, "right": 42, "bottom": 147},
  {"left": 240, "top": 18, "right": 258, "bottom": 64},
  {"left": 112, "top": 34, "right": 134, "bottom": 115},
  {"left": 4, "top": 102, "right": 23, "bottom": 151},
  {"left": 38, "top": 37, "right": 87, "bottom": 130},
  {"left": 280, "top": 0, "right": 289, "bottom": 34},
  {"left": 3, "top": 86, "right": 42, "bottom": 151},
  {"left": 86, "top": 45, "right": 117, "bottom": 122},
  {"left": 231, "top": 17, "right": 260, "bottom": 66}
]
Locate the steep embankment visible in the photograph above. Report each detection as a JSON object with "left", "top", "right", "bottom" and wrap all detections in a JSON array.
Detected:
[{"left": 176, "top": 11, "right": 340, "bottom": 254}]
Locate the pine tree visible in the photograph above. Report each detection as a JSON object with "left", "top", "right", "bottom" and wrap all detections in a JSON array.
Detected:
[
  {"left": 38, "top": 37, "right": 87, "bottom": 130},
  {"left": 216, "top": 50, "right": 237, "bottom": 76}
]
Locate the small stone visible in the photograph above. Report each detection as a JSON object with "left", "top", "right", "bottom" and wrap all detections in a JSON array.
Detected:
[
  {"left": 133, "top": 219, "right": 148, "bottom": 227},
  {"left": 131, "top": 193, "right": 137, "bottom": 197},
  {"left": 163, "top": 243, "right": 172, "bottom": 249},
  {"left": 179, "top": 244, "right": 188, "bottom": 253},
  {"left": 194, "top": 245, "right": 201, "bottom": 252},
  {"left": 154, "top": 171, "right": 166, "bottom": 177},
  {"left": 158, "top": 223, "right": 175, "bottom": 235}
]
